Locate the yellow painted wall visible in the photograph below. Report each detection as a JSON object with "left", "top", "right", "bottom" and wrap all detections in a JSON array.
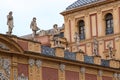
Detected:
[{"left": 63, "top": 0, "right": 120, "bottom": 60}]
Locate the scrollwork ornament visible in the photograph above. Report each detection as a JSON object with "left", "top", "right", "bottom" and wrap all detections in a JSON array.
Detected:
[
  {"left": 28, "top": 59, "right": 35, "bottom": 67},
  {"left": 60, "top": 64, "right": 65, "bottom": 72},
  {"left": 3, "top": 59, "right": 11, "bottom": 78},
  {"left": 36, "top": 60, "right": 42, "bottom": 68}
]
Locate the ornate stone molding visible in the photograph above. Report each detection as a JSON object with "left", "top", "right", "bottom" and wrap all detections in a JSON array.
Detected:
[
  {"left": 80, "top": 67, "right": 85, "bottom": 74},
  {"left": 35, "top": 60, "right": 42, "bottom": 68},
  {"left": 86, "top": 43, "right": 91, "bottom": 47},
  {"left": 60, "top": 64, "right": 65, "bottom": 72},
  {"left": 98, "top": 70, "right": 103, "bottom": 77},
  {"left": 118, "top": 74, "right": 120, "bottom": 80},
  {"left": 28, "top": 59, "right": 35, "bottom": 67},
  {"left": 0, "top": 58, "right": 11, "bottom": 79},
  {"left": 18, "top": 73, "right": 28, "bottom": 80},
  {"left": 113, "top": 73, "right": 118, "bottom": 78},
  {"left": 0, "top": 71, "right": 9, "bottom": 80}
]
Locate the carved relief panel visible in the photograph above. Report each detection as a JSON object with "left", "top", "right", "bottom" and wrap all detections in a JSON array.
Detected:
[{"left": 0, "top": 57, "right": 11, "bottom": 80}]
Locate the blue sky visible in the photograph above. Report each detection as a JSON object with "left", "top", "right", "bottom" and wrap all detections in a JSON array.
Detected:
[{"left": 0, "top": 0, "right": 76, "bottom": 36}]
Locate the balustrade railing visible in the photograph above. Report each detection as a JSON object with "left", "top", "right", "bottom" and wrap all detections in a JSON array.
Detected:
[
  {"left": 41, "top": 46, "right": 55, "bottom": 56},
  {"left": 64, "top": 51, "right": 76, "bottom": 60},
  {"left": 84, "top": 55, "right": 94, "bottom": 64},
  {"left": 101, "top": 59, "right": 109, "bottom": 67}
]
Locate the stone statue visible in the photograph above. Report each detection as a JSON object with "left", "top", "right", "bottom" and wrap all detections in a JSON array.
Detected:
[
  {"left": 53, "top": 37, "right": 61, "bottom": 47},
  {"left": 7, "top": 11, "right": 14, "bottom": 35},
  {"left": 107, "top": 42, "right": 113, "bottom": 59},
  {"left": 74, "top": 32, "right": 80, "bottom": 43},
  {"left": 93, "top": 38, "right": 99, "bottom": 56},
  {"left": 74, "top": 32, "right": 80, "bottom": 51},
  {"left": 30, "top": 17, "right": 40, "bottom": 37},
  {"left": 53, "top": 24, "right": 60, "bottom": 35}
]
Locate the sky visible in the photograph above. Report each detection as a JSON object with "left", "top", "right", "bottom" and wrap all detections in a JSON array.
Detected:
[{"left": 0, "top": 0, "right": 76, "bottom": 36}]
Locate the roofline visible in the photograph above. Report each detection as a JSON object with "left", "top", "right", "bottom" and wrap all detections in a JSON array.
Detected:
[{"left": 60, "top": 0, "right": 115, "bottom": 16}]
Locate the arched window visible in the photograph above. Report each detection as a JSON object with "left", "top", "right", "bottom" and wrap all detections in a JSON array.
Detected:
[
  {"left": 105, "top": 13, "right": 114, "bottom": 35},
  {"left": 78, "top": 20, "right": 85, "bottom": 40}
]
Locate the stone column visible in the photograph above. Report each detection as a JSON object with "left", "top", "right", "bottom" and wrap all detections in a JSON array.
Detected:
[
  {"left": 11, "top": 56, "right": 18, "bottom": 80},
  {"left": 97, "top": 70, "right": 103, "bottom": 80},
  {"left": 28, "top": 58, "right": 35, "bottom": 80},
  {"left": 35, "top": 60, "right": 42, "bottom": 80}
]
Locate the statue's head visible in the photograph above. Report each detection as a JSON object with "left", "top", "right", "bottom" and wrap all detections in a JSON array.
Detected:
[
  {"left": 33, "top": 17, "right": 36, "bottom": 21},
  {"left": 9, "top": 11, "right": 12, "bottom": 15},
  {"left": 53, "top": 24, "right": 58, "bottom": 29}
]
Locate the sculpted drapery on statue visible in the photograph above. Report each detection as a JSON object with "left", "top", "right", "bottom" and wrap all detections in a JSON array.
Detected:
[
  {"left": 93, "top": 38, "right": 99, "bottom": 56},
  {"left": 7, "top": 11, "right": 14, "bottom": 35},
  {"left": 30, "top": 17, "right": 40, "bottom": 37},
  {"left": 74, "top": 32, "right": 80, "bottom": 43},
  {"left": 74, "top": 32, "right": 80, "bottom": 51},
  {"left": 107, "top": 42, "right": 113, "bottom": 59}
]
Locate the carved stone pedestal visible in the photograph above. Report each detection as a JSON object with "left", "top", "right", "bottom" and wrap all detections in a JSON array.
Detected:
[
  {"left": 55, "top": 47, "right": 64, "bottom": 58},
  {"left": 109, "top": 59, "right": 120, "bottom": 68},
  {"left": 94, "top": 56, "right": 101, "bottom": 65},
  {"left": 76, "top": 52, "right": 84, "bottom": 62}
]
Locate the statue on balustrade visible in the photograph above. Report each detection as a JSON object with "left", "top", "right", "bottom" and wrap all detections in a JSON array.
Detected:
[
  {"left": 54, "top": 37, "right": 61, "bottom": 47},
  {"left": 107, "top": 42, "right": 113, "bottom": 59},
  {"left": 7, "top": 11, "right": 14, "bottom": 35},
  {"left": 93, "top": 38, "right": 99, "bottom": 56},
  {"left": 74, "top": 32, "right": 80, "bottom": 51},
  {"left": 53, "top": 24, "right": 60, "bottom": 35},
  {"left": 30, "top": 17, "right": 40, "bottom": 38},
  {"left": 74, "top": 32, "right": 80, "bottom": 44}
]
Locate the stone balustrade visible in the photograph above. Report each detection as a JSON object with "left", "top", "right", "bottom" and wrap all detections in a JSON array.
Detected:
[{"left": 40, "top": 45, "right": 120, "bottom": 69}]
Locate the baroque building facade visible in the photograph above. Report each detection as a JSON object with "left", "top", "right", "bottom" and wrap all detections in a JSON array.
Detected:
[{"left": 0, "top": 0, "right": 120, "bottom": 80}]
